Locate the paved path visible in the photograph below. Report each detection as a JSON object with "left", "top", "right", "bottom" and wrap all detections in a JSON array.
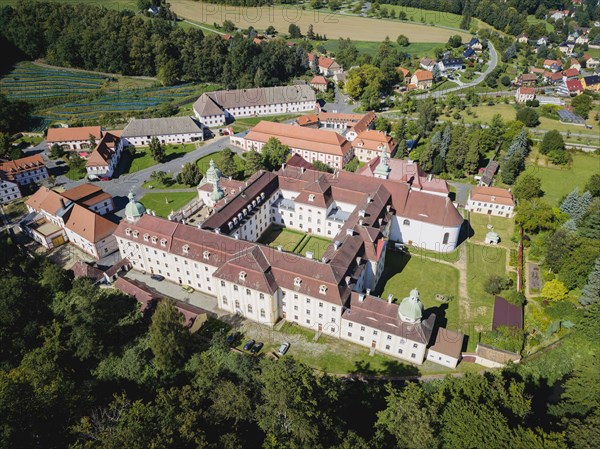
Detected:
[{"left": 182, "top": 19, "right": 225, "bottom": 35}]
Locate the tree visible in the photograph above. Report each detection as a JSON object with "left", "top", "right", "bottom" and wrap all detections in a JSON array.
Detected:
[
  {"left": 343, "top": 157, "right": 359, "bottom": 172},
  {"left": 222, "top": 19, "right": 235, "bottom": 33},
  {"left": 262, "top": 138, "right": 289, "bottom": 171},
  {"left": 88, "top": 133, "right": 97, "bottom": 149},
  {"left": 41, "top": 263, "right": 70, "bottom": 294},
  {"left": 516, "top": 107, "right": 540, "bottom": 127},
  {"left": 312, "top": 160, "right": 333, "bottom": 173},
  {"left": 484, "top": 275, "right": 513, "bottom": 295},
  {"left": 396, "top": 34, "right": 409, "bottom": 47},
  {"left": 306, "top": 24, "right": 315, "bottom": 40},
  {"left": 513, "top": 172, "right": 543, "bottom": 201},
  {"left": 218, "top": 148, "right": 238, "bottom": 178},
  {"left": 244, "top": 150, "right": 264, "bottom": 177},
  {"left": 541, "top": 279, "right": 569, "bottom": 301},
  {"left": 149, "top": 299, "right": 189, "bottom": 372},
  {"left": 540, "top": 129, "right": 565, "bottom": 158},
  {"left": 579, "top": 258, "right": 600, "bottom": 305},
  {"left": 310, "top": 54, "right": 319, "bottom": 74},
  {"left": 49, "top": 143, "right": 64, "bottom": 160},
  {"left": 288, "top": 24, "right": 302, "bottom": 38},
  {"left": 149, "top": 137, "right": 166, "bottom": 163},
  {"left": 157, "top": 59, "right": 179, "bottom": 86},
  {"left": 585, "top": 174, "right": 600, "bottom": 197},
  {"left": 500, "top": 75, "right": 511, "bottom": 86},
  {"left": 374, "top": 117, "right": 391, "bottom": 133},
  {"left": 488, "top": 114, "right": 506, "bottom": 144},
  {"left": 560, "top": 188, "right": 592, "bottom": 222},
  {"left": 177, "top": 162, "right": 202, "bottom": 186},
  {"left": 515, "top": 198, "right": 557, "bottom": 233},
  {"left": 416, "top": 98, "right": 437, "bottom": 136},
  {"left": 447, "top": 35, "right": 463, "bottom": 48},
  {"left": 376, "top": 383, "right": 439, "bottom": 449},
  {"left": 67, "top": 152, "right": 86, "bottom": 179},
  {"left": 571, "top": 94, "right": 593, "bottom": 119}
]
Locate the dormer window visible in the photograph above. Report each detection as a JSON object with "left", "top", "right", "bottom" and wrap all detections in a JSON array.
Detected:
[
  {"left": 143, "top": 233, "right": 149, "bottom": 241},
  {"left": 294, "top": 277, "right": 302, "bottom": 287},
  {"left": 132, "top": 230, "right": 139, "bottom": 238},
  {"left": 319, "top": 285, "right": 327, "bottom": 295},
  {"left": 182, "top": 244, "right": 189, "bottom": 254},
  {"left": 151, "top": 236, "right": 157, "bottom": 244},
  {"left": 239, "top": 271, "right": 247, "bottom": 281},
  {"left": 403, "top": 219, "right": 410, "bottom": 226},
  {"left": 125, "top": 228, "right": 131, "bottom": 236},
  {"left": 203, "top": 250, "right": 210, "bottom": 260},
  {"left": 160, "top": 239, "right": 167, "bottom": 247},
  {"left": 308, "top": 194, "right": 315, "bottom": 202}
]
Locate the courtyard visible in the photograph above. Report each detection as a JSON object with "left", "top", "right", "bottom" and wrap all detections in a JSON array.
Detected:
[{"left": 257, "top": 226, "right": 332, "bottom": 260}]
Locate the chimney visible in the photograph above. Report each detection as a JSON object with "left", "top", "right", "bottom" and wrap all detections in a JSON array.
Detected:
[
  {"left": 60, "top": 198, "right": 66, "bottom": 209},
  {"left": 333, "top": 240, "right": 341, "bottom": 250},
  {"left": 305, "top": 251, "right": 314, "bottom": 259},
  {"left": 367, "top": 195, "right": 372, "bottom": 203},
  {"left": 321, "top": 256, "right": 328, "bottom": 263},
  {"left": 345, "top": 275, "right": 351, "bottom": 285},
  {"left": 282, "top": 162, "right": 286, "bottom": 170},
  {"left": 427, "top": 174, "right": 433, "bottom": 182},
  {"left": 378, "top": 218, "right": 383, "bottom": 226},
  {"left": 300, "top": 167, "right": 305, "bottom": 174},
  {"left": 359, "top": 219, "right": 363, "bottom": 226},
  {"left": 366, "top": 288, "right": 371, "bottom": 296},
  {"left": 215, "top": 228, "right": 221, "bottom": 234},
  {"left": 346, "top": 229, "right": 354, "bottom": 236},
  {"left": 387, "top": 293, "right": 393, "bottom": 303},
  {"left": 355, "top": 256, "right": 361, "bottom": 265},
  {"left": 358, "top": 293, "right": 365, "bottom": 303},
  {"left": 359, "top": 209, "right": 365, "bottom": 218},
  {"left": 234, "top": 232, "right": 239, "bottom": 239},
  {"left": 277, "top": 245, "right": 283, "bottom": 252}
]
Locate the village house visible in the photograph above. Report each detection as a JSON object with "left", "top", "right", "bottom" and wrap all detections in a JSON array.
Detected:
[
  {"left": 0, "top": 178, "right": 21, "bottom": 205},
  {"left": 230, "top": 121, "right": 353, "bottom": 169},
  {"left": 121, "top": 116, "right": 204, "bottom": 147},
  {"left": 467, "top": 186, "right": 515, "bottom": 218},
  {"left": 548, "top": 10, "right": 571, "bottom": 21},
  {"left": 396, "top": 67, "right": 411, "bottom": 83},
  {"left": 426, "top": 327, "right": 465, "bottom": 368},
  {"left": 517, "top": 73, "right": 537, "bottom": 87},
  {"left": 565, "top": 79, "right": 584, "bottom": 95},
  {"left": 23, "top": 185, "right": 118, "bottom": 258},
  {"left": 562, "top": 67, "right": 580, "bottom": 81},
  {"left": 517, "top": 33, "right": 529, "bottom": 44},
  {"left": 582, "top": 75, "right": 600, "bottom": 91},
  {"left": 85, "top": 131, "right": 124, "bottom": 179},
  {"left": 543, "top": 59, "right": 563, "bottom": 72},
  {"left": 536, "top": 36, "right": 549, "bottom": 46},
  {"left": 0, "top": 154, "right": 49, "bottom": 188},
  {"left": 583, "top": 54, "right": 600, "bottom": 69},
  {"left": 193, "top": 86, "right": 316, "bottom": 127},
  {"left": 352, "top": 130, "right": 397, "bottom": 163},
  {"left": 46, "top": 126, "right": 103, "bottom": 153},
  {"left": 59, "top": 183, "right": 115, "bottom": 216},
  {"left": 515, "top": 86, "right": 536, "bottom": 103},
  {"left": 466, "top": 37, "right": 483, "bottom": 52},
  {"left": 438, "top": 58, "right": 464, "bottom": 73},
  {"left": 410, "top": 70, "right": 433, "bottom": 90},
  {"left": 569, "top": 58, "right": 582, "bottom": 71},
  {"left": 463, "top": 47, "right": 477, "bottom": 60},
  {"left": 576, "top": 34, "right": 589, "bottom": 45},
  {"left": 307, "top": 54, "right": 344, "bottom": 77},
  {"left": 419, "top": 57, "right": 437, "bottom": 71},
  {"left": 309, "top": 75, "right": 328, "bottom": 92}
]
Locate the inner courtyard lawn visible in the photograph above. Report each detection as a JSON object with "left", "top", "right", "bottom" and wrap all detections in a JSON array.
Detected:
[
  {"left": 124, "top": 143, "right": 198, "bottom": 174},
  {"left": 377, "top": 251, "right": 460, "bottom": 328},
  {"left": 296, "top": 235, "right": 332, "bottom": 260},
  {"left": 468, "top": 213, "right": 515, "bottom": 249},
  {"left": 257, "top": 226, "right": 306, "bottom": 252},
  {"left": 138, "top": 192, "right": 197, "bottom": 217}
]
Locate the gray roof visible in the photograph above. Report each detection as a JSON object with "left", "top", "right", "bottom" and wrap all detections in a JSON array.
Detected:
[
  {"left": 193, "top": 85, "right": 316, "bottom": 117},
  {"left": 121, "top": 116, "right": 203, "bottom": 137}
]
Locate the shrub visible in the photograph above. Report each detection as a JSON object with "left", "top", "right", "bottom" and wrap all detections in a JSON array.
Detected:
[{"left": 484, "top": 275, "right": 514, "bottom": 295}]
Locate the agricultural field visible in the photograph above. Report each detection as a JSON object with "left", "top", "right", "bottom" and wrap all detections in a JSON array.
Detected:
[
  {"left": 319, "top": 40, "right": 442, "bottom": 58},
  {"left": 379, "top": 5, "right": 471, "bottom": 29},
  {"left": 524, "top": 152, "right": 600, "bottom": 206},
  {"left": 169, "top": 0, "right": 471, "bottom": 42},
  {"left": 138, "top": 192, "right": 198, "bottom": 217}
]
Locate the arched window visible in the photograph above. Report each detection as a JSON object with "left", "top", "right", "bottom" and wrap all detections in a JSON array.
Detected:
[
  {"left": 403, "top": 219, "right": 410, "bottom": 226},
  {"left": 443, "top": 232, "right": 449, "bottom": 244}
]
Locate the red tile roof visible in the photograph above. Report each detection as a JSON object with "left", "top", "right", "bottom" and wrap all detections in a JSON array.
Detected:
[
  {"left": 566, "top": 79, "right": 584, "bottom": 92},
  {"left": 518, "top": 87, "right": 536, "bottom": 95},
  {"left": 310, "top": 75, "right": 328, "bottom": 85},
  {"left": 0, "top": 154, "right": 46, "bottom": 179},
  {"left": 46, "top": 126, "right": 102, "bottom": 143},
  {"left": 470, "top": 186, "right": 515, "bottom": 206},
  {"left": 413, "top": 69, "right": 433, "bottom": 82}
]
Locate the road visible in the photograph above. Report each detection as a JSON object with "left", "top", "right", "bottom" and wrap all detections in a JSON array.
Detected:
[{"left": 415, "top": 41, "right": 498, "bottom": 100}]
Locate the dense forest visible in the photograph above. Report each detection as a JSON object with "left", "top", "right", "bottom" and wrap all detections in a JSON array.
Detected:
[
  {"left": 0, "top": 2, "right": 309, "bottom": 87},
  {"left": 0, "top": 229, "right": 599, "bottom": 448}
]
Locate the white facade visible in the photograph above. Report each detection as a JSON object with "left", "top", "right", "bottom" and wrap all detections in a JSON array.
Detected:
[
  {"left": 0, "top": 180, "right": 22, "bottom": 205},
  {"left": 200, "top": 113, "right": 227, "bottom": 128},
  {"left": 85, "top": 139, "right": 124, "bottom": 179},
  {"left": 426, "top": 348, "right": 461, "bottom": 368},
  {"left": 122, "top": 131, "right": 203, "bottom": 147},
  {"left": 12, "top": 167, "right": 49, "bottom": 186},
  {"left": 467, "top": 198, "right": 514, "bottom": 217},
  {"left": 389, "top": 216, "right": 461, "bottom": 253}
]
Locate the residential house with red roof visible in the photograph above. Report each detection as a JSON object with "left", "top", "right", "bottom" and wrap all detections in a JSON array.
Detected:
[
  {"left": 46, "top": 126, "right": 103, "bottom": 153},
  {"left": 85, "top": 131, "right": 124, "bottom": 179},
  {"left": 516, "top": 73, "right": 537, "bottom": 87},
  {"left": 566, "top": 79, "right": 584, "bottom": 95},
  {"left": 467, "top": 186, "right": 515, "bottom": 218},
  {"left": 309, "top": 75, "right": 328, "bottom": 92},
  {"left": 410, "top": 69, "right": 433, "bottom": 90},
  {"left": 515, "top": 86, "right": 536, "bottom": 103},
  {"left": 352, "top": 130, "right": 397, "bottom": 163},
  {"left": 0, "top": 154, "right": 48, "bottom": 187},
  {"left": 307, "top": 53, "right": 343, "bottom": 76}
]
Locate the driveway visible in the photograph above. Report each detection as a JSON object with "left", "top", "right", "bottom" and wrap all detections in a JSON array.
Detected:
[{"left": 449, "top": 180, "right": 472, "bottom": 207}]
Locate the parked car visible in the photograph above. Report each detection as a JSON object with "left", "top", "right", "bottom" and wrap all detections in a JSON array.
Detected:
[
  {"left": 181, "top": 285, "right": 194, "bottom": 293},
  {"left": 243, "top": 339, "right": 255, "bottom": 351},
  {"left": 250, "top": 342, "right": 264, "bottom": 354},
  {"left": 100, "top": 177, "right": 111, "bottom": 181},
  {"left": 278, "top": 342, "right": 290, "bottom": 355},
  {"left": 226, "top": 332, "right": 241, "bottom": 346},
  {"left": 150, "top": 274, "right": 165, "bottom": 282}
]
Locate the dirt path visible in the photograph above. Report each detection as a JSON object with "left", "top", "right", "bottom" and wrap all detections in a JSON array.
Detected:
[{"left": 31, "top": 60, "right": 158, "bottom": 81}]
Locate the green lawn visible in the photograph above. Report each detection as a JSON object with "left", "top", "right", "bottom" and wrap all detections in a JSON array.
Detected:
[
  {"left": 296, "top": 235, "right": 332, "bottom": 260},
  {"left": 378, "top": 251, "right": 460, "bottom": 327},
  {"left": 124, "top": 143, "right": 198, "bottom": 174},
  {"left": 258, "top": 226, "right": 306, "bottom": 252},
  {"left": 465, "top": 243, "right": 506, "bottom": 330},
  {"left": 320, "top": 39, "right": 442, "bottom": 58},
  {"left": 430, "top": 79, "right": 459, "bottom": 92},
  {"left": 195, "top": 150, "right": 246, "bottom": 176},
  {"left": 138, "top": 192, "right": 197, "bottom": 217},
  {"left": 525, "top": 152, "right": 600, "bottom": 206},
  {"left": 143, "top": 178, "right": 189, "bottom": 190},
  {"left": 468, "top": 213, "right": 515, "bottom": 249},
  {"left": 65, "top": 166, "right": 86, "bottom": 181},
  {"left": 381, "top": 5, "right": 465, "bottom": 28},
  {"left": 230, "top": 114, "right": 301, "bottom": 133},
  {"left": 527, "top": 15, "right": 554, "bottom": 33}
]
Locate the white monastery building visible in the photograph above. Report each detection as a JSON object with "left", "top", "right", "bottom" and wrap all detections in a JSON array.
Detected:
[
  {"left": 121, "top": 116, "right": 204, "bottom": 147},
  {"left": 0, "top": 154, "right": 49, "bottom": 188},
  {"left": 193, "top": 86, "right": 316, "bottom": 127},
  {"left": 467, "top": 186, "right": 515, "bottom": 218}
]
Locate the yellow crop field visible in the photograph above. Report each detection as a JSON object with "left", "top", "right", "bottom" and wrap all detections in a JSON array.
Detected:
[{"left": 170, "top": 0, "right": 472, "bottom": 42}]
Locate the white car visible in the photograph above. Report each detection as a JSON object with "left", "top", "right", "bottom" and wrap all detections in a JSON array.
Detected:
[{"left": 278, "top": 342, "right": 290, "bottom": 356}]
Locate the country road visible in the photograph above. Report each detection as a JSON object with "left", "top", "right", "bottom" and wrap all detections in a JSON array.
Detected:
[{"left": 415, "top": 41, "right": 498, "bottom": 100}]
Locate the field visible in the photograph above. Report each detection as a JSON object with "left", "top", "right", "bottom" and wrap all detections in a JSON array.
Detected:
[
  {"left": 124, "top": 143, "right": 198, "bottom": 174},
  {"left": 377, "top": 251, "right": 460, "bottom": 327},
  {"left": 319, "top": 39, "right": 442, "bottom": 58},
  {"left": 465, "top": 243, "right": 506, "bottom": 331},
  {"left": 138, "top": 192, "right": 197, "bottom": 217},
  {"left": 381, "top": 5, "right": 468, "bottom": 29},
  {"left": 170, "top": 0, "right": 471, "bottom": 42},
  {"left": 525, "top": 152, "right": 600, "bottom": 206}
]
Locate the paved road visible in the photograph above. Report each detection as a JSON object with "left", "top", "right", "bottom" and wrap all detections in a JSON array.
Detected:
[
  {"left": 449, "top": 181, "right": 472, "bottom": 207},
  {"left": 415, "top": 41, "right": 498, "bottom": 100}
]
